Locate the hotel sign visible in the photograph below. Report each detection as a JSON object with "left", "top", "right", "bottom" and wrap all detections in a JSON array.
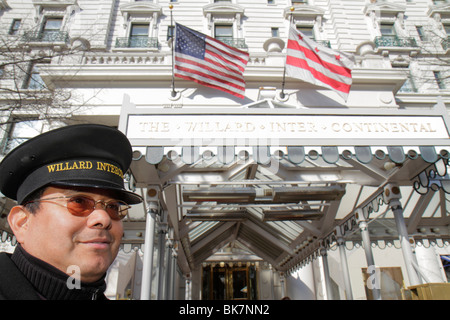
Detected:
[{"left": 125, "top": 114, "right": 450, "bottom": 146}]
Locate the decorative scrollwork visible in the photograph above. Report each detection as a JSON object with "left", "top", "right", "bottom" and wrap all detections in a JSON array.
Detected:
[
  {"left": 361, "top": 191, "right": 386, "bottom": 220},
  {"left": 413, "top": 158, "right": 450, "bottom": 195}
]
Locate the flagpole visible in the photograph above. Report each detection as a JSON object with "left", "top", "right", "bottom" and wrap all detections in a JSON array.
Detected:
[
  {"left": 170, "top": 4, "right": 177, "bottom": 97},
  {"left": 280, "top": 7, "right": 295, "bottom": 99}
]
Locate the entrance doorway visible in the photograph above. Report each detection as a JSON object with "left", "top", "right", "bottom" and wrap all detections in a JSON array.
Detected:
[{"left": 202, "top": 263, "right": 258, "bottom": 300}]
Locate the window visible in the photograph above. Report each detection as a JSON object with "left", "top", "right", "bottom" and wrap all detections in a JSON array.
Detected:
[
  {"left": 416, "top": 26, "right": 425, "bottom": 41},
  {"left": 434, "top": 71, "right": 446, "bottom": 89},
  {"left": 271, "top": 27, "right": 279, "bottom": 37},
  {"left": 129, "top": 23, "right": 149, "bottom": 47},
  {"left": 40, "top": 17, "right": 63, "bottom": 42},
  {"left": 215, "top": 24, "right": 241, "bottom": 47},
  {"left": 215, "top": 24, "right": 233, "bottom": 41},
  {"left": 23, "top": 63, "right": 46, "bottom": 90},
  {"left": 9, "top": 19, "right": 21, "bottom": 35},
  {"left": 433, "top": 0, "right": 448, "bottom": 5},
  {"left": 167, "top": 25, "right": 175, "bottom": 41},
  {"left": 397, "top": 72, "right": 417, "bottom": 93},
  {"left": 444, "top": 24, "right": 450, "bottom": 36},
  {"left": 296, "top": 26, "right": 314, "bottom": 39},
  {"left": 380, "top": 23, "right": 395, "bottom": 36},
  {"left": 292, "top": 0, "right": 308, "bottom": 5},
  {"left": 2, "top": 119, "right": 43, "bottom": 155}
]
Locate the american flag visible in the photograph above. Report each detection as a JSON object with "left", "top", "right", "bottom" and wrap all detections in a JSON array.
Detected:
[
  {"left": 174, "top": 23, "right": 249, "bottom": 99},
  {"left": 286, "top": 25, "right": 355, "bottom": 101}
]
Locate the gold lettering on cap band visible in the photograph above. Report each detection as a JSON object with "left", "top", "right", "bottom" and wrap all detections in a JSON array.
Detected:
[
  {"left": 46, "top": 160, "right": 124, "bottom": 179},
  {"left": 96, "top": 161, "right": 124, "bottom": 179}
]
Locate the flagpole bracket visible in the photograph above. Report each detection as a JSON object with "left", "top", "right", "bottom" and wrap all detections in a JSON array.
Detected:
[
  {"left": 168, "top": 89, "right": 181, "bottom": 101},
  {"left": 277, "top": 90, "right": 289, "bottom": 102}
]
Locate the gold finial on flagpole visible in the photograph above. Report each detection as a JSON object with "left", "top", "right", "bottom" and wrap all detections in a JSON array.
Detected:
[{"left": 169, "top": 4, "right": 173, "bottom": 10}]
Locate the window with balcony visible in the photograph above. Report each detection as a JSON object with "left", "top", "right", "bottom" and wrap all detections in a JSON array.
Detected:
[
  {"left": 23, "top": 16, "right": 68, "bottom": 43},
  {"left": 365, "top": 2, "right": 418, "bottom": 53},
  {"left": 129, "top": 23, "right": 150, "bottom": 47},
  {"left": 25, "top": 1, "right": 78, "bottom": 45},
  {"left": 203, "top": 2, "right": 247, "bottom": 49},
  {"left": 40, "top": 17, "right": 63, "bottom": 41},
  {"left": 117, "top": 2, "right": 161, "bottom": 49}
]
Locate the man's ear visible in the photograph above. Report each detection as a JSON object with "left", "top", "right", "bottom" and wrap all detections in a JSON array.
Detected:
[{"left": 7, "top": 206, "right": 30, "bottom": 244}]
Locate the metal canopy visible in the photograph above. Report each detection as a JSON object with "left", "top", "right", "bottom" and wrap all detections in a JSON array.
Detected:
[
  {"left": 126, "top": 142, "right": 450, "bottom": 274},
  {"left": 118, "top": 96, "right": 450, "bottom": 275}
]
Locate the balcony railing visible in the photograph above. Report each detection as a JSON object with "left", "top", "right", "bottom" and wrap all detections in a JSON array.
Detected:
[
  {"left": 115, "top": 36, "right": 159, "bottom": 49},
  {"left": 374, "top": 35, "right": 418, "bottom": 48},
  {"left": 22, "top": 31, "right": 69, "bottom": 43},
  {"left": 215, "top": 37, "right": 248, "bottom": 49},
  {"left": 315, "top": 40, "right": 331, "bottom": 48}
]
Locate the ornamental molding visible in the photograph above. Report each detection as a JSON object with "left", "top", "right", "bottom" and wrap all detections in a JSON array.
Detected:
[
  {"left": 119, "top": 3, "right": 162, "bottom": 29},
  {"left": 203, "top": 3, "right": 244, "bottom": 16},
  {"left": 363, "top": 2, "right": 406, "bottom": 17},
  {"left": 364, "top": 2, "right": 406, "bottom": 29},
  {"left": 284, "top": 6, "right": 324, "bottom": 31},
  {"left": 119, "top": 2, "right": 162, "bottom": 15},
  {"left": 428, "top": 4, "right": 450, "bottom": 20},
  {"left": 203, "top": 3, "right": 245, "bottom": 30}
]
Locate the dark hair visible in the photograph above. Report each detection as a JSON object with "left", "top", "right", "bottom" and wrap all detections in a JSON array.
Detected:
[{"left": 22, "top": 187, "right": 47, "bottom": 214}]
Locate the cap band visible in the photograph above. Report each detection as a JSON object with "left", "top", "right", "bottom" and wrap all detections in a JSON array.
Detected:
[{"left": 17, "top": 159, "right": 125, "bottom": 204}]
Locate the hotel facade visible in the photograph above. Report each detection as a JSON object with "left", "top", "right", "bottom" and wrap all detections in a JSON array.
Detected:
[{"left": 0, "top": 0, "right": 450, "bottom": 300}]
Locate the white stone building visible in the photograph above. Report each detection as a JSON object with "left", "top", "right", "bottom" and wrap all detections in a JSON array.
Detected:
[{"left": 0, "top": 0, "right": 450, "bottom": 300}]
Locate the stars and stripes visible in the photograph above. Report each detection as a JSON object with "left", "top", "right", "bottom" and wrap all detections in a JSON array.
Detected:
[
  {"left": 174, "top": 23, "right": 249, "bottom": 99},
  {"left": 286, "top": 25, "right": 355, "bottom": 101}
]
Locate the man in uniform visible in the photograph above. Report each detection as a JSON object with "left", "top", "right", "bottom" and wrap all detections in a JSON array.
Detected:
[{"left": 0, "top": 124, "right": 143, "bottom": 300}]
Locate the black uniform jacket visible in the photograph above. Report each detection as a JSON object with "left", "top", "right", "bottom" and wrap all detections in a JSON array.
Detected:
[{"left": 0, "top": 252, "right": 41, "bottom": 300}]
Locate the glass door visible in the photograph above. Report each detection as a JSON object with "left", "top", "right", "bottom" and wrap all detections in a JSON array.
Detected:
[{"left": 202, "top": 264, "right": 257, "bottom": 300}]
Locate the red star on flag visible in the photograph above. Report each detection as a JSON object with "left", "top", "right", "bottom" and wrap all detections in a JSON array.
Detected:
[{"left": 335, "top": 55, "right": 341, "bottom": 61}]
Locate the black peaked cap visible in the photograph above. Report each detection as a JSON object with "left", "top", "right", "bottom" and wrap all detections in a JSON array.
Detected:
[{"left": 0, "top": 124, "right": 143, "bottom": 205}]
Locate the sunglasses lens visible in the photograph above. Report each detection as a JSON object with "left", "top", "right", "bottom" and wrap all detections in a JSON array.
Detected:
[
  {"left": 105, "top": 201, "right": 129, "bottom": 220},
  {"left": 67, "top": 196, "right": 95, "bottom": 217},
  {"left": 67, "top": 196, "right": 129, "bottom": 220}
]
